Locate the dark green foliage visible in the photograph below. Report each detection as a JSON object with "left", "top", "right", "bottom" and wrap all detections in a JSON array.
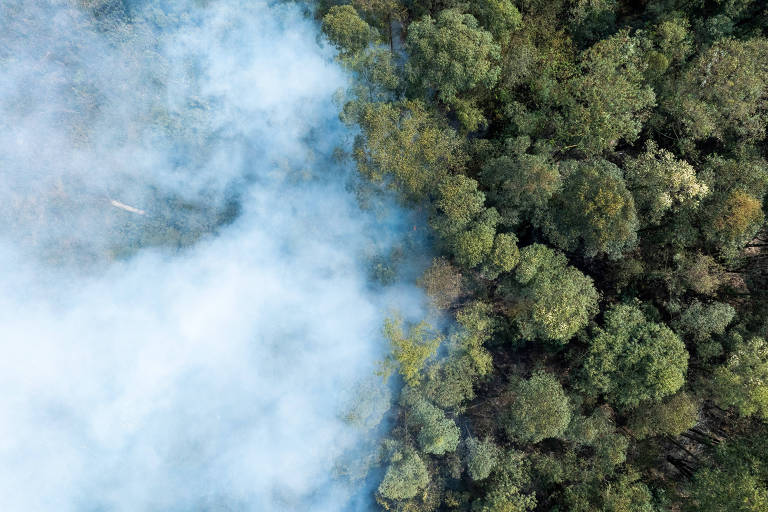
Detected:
[
  {"left": 322, "top": 5, "right": 378, "bottom": 55},
  {"left": 712, "top": 336, "right": 768, "bottom": 420},
  {"left": 470, "top": 0, "right": 521, "bottom": 44},
  {"left": 511, "top": 244, "right": 599, "bottom": 343},
  {"left": 686, "top": 429, "right": 768, "bottom": 511},
  {"left": 627, "top": 392, "right": 699, "bottom": 439},
  {"left": 554, "top": 30, "right": 655, "bottom": 155},
  {"left": 378, "top": 448, "right": 430, "bottom": 500},
  {"left": 541, "top": 159, "right": 638, "bottom": 259},
  {"left": 673, "top": 300, "right": 735, "bottom": 343},
  {"left": 563, "top": 471, "right": 656, "bottom": 512},
  {"left": 664, "top": 37, "right": 768, "bottom": 147},
  {"left": 503, "top": 371, "right": 572, "bottom": 443},
  {"left": 466, "top": 437, "right": 501, "bottom": 481},
  {"left": 580, "top": 302, "right": 688, "bottom": 409},
  {"left": 474, "top": 449, "right": 537, "bottom": 511},
  {"left": 405, "top": 9, "right": 500, "bottom": 103},
  {"left": 481, "top": 143, "right": 562, "bottom": 227}
]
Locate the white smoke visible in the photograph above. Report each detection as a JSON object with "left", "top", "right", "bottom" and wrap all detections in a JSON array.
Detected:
[{"left": 0, "top": 1, "right": 422, "bottom": 510}]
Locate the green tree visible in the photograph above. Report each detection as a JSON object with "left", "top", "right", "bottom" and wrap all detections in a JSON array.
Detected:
[
  {"left": 322, "top": 5, "right": 377, "bottom": 55},
  {"left": 490, "top": 233, "right": 520, "bottom": 274},
  {"left": 686, "top": 430, "right": 768, "bottom": 511},
  {"left": 378, "top": 449, "right": 430, "bottom": 500},
  {"left": 470, "top": 0, "right": 522, "bottom": 45},
  {"left": 565, "top": 407, "right": 628, "bottom": 474},
  {"left": 627, "top": 392, "right": 699, "bottom": 439},
  {"left": 476, "top": 449, "right": 537, "bottom": 511},
  {"left": 673, "top": 300, "right": 735, "bottom": 343},
  {"left": 564, "top": 471, "right": 656, "bottom": 512},
  {"left": 405, "top": 391, "right": 461, "bottom": 455},
  {"left": 541, "top": 159, "right": 638, "bottom": 259},
  {"left": 431, "top": 174, "right": 486, "bottom": 237},
  {"left": 555, "top": 30, "right": 655, "bottom": 155},
  {"left": 664, "top": 37, "right": 768, "bottom": 146},
  {"left": 419, "top": 257, "right": 462, "bottom": 310},
  {"left": 424, "top": 302, "right": 497, "bottom": 409},
  {"left": 702, "top": 189, "right": 764, "bottom": 259},
  {"left": 452, "top": 208, "right": 502, "bottom": 269},
  {"left": 466, "top": 437, "right": 501, "bottom": 481},
  {"left": 624, "top": 142, "right": 708, "bottom": 227},
  {"left": 351, "top": 0, "right": 405, "bottom": 49},
  {"left": 349, "top": 100, "right": 465, "bottom": 201},
  {"left": 481, "top": 146, "right": 562, "bottom": 227},
  {"left": 712, "top": 337, "right": 768, "bottom": 420},
  {"left": 581, "top": 303, "right": 689, "bottom": 409},
  {"left": 477, "top": 479, "right": 537, "bottom": 512},
  {"left": 428, "top": 175, "right": 514, "bottom": 272},
  {"left": 405, "top": 9, "right": 500, "bottom": 102},
  {"left": 380, "top": 316, "right": 442, "bottom": 387},
  {"left": 674, "top": 252, "right": 726, "bottom": 296},
  {"left": 511, "top": 244, "right": 599, "bottom": 344},
  {"left": 503, "top": 371, "right": 572, "bottom": 443}
]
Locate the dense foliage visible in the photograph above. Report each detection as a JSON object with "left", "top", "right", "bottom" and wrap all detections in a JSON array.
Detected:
[{"left": 314, "top": 0, "right": 768, "bottom": 509}]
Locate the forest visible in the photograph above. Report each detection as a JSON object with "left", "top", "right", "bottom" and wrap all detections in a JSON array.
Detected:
[
  {"left": 313, "top": 0, "right": 768, "bottom": 510},
  {"left": 2, "top": 0, "right": 768, "bottom": 510}
]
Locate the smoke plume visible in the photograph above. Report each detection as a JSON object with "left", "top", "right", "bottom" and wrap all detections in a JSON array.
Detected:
[{"left": 0, "top": 1, "right": 421, "bottom": 509}]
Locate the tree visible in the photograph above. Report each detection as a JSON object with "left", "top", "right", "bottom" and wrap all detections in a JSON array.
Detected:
[
  {"left": 627, "top": 392, "right": 699, "bottom": 439},
  {"left": 687, "top": 467, "right": 768, "bottom": 512},
  {"left": 580, "top": 303, "right": 688, "bottom": 409},
  {"left": 451, "top": 208, "right": 502, "bottom": 269},
  {"left": 322, "top": 5, "right": 377, "bottom": 55},
  {"left": 541, "top": 159, "right": 638, "bottom": 259},
  {"left": 378, "top": 449, "right": 430, "bottom": 500},
  {"left": 405, "top": 9, "right": 500, "bottom": 104},
  {"left": 470, "top": 0, "right": 522, "bottom": 45},
  {"left": 696, "top": 152, "right": 768, "bottom": 258},
  {"left": 477, "top": 478, "right": 537, "bottom": 512},
  {"left": 565, "top": 407, "right": 628, "bottom": 474},
  {"left": 454, "top": 301, "right": 496, "bottom": 376},
  {"left": 349, "top": 100, "right": 465, "bottom": 201},
  {"left": 712, "top": 337, "right": 768, "bottom": 420},
  {"left": 379, "top": 316, "right": 442, "bottom": 387},
  {"left": 351, "top": 0, "right": 405, "bottom": 50},
  {"left": 431, "top": 174, "right": 486, "bottom": 237},
  {"left": 510, "top": 244, "right": 598, "bottom": 344},
  {"left": 624, "top": 142, "right": 708, "bottom": 227},
  {"left": 563, "top": 471, "right": 656, "bottom": 512},
  {"left": 555, "top": 30, "right": 655, "bottom": 155},
  {"left": 686, "top": 429, "right": 768, "bottom": 512},
  {"left": 503, "top": 371, "right": 572, "bottom": 443},
  {"left": 481, "top": 146, "right": 562, "bottom": 227},
  {"left": 405, "top": 391, "right": 461, "bottom": 455},
  {"left": 476, "top": 449, "right": 537, "bottom": 511},
  {"left": 664, "top": 37, "right": 768, "bottom": 146},
  {"left": 702, "top": 189, "right": 764, "bottom": 259},
  {"left": 419, "top": 257, "right": 462, "bottom": 310},
  {"left": 466, "top": 437, "right": 501, "bottom": 481},
  {"left": 673, "top": 300, "right": 735, "bottom": 343},
  {"left": 674, "top": 252, "right": 726, "bottom": 296},
  {"left": 424, "top": 302, "right": 497, "bottom": 409},
  {"left": 490, "top": 233, "right": 520, "bottom": 274}
]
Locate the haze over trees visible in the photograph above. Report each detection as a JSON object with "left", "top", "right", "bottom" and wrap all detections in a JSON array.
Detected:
[{"left": 315, "top": 0, "right": 768, "bottom": 510}]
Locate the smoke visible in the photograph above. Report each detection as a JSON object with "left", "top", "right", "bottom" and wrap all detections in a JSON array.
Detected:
[{"left": 0, "top": 1, "right": 423, "bottom": 510}]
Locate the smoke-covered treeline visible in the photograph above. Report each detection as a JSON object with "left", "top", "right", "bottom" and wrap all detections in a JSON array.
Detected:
[{"left": 0, "top": 1, "right": 427, "bottom": 510}]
